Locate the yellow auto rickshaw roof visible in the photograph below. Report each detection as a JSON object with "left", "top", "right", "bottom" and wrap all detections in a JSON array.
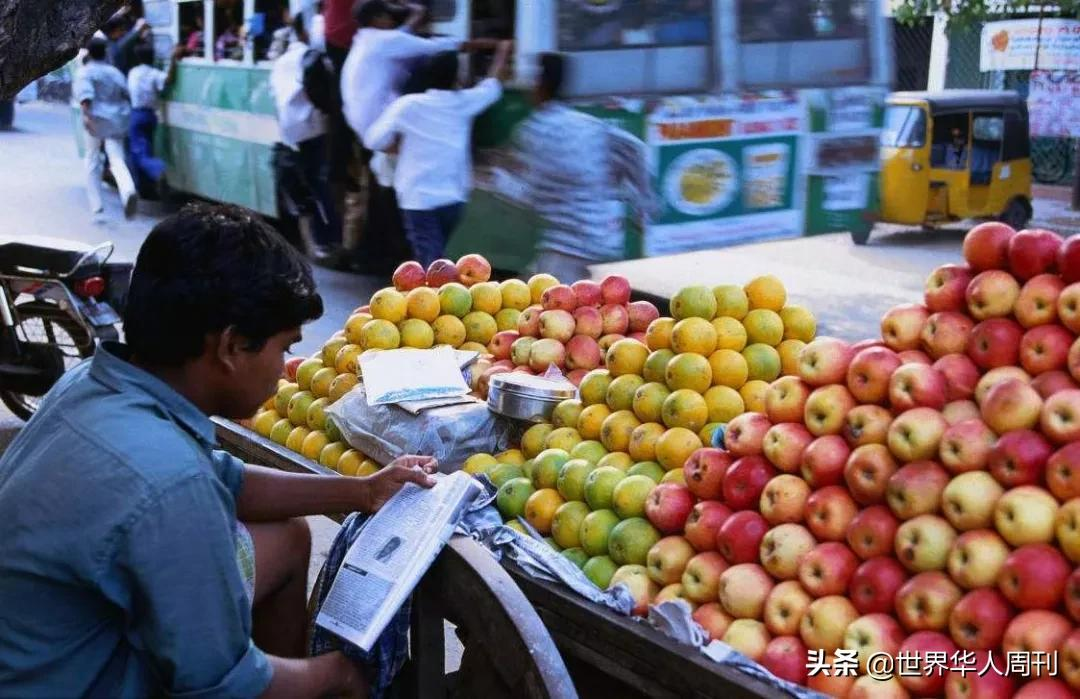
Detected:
[{"left": 888, "top": 89, "right": 1026, "bottom": 114}]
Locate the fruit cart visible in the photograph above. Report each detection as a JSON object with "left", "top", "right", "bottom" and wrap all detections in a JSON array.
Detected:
[{"left": 213, "top": 417, "right": 790, "bottom": 699}]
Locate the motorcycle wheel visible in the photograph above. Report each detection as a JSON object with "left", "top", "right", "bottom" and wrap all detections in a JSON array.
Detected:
[{"left": 1, "top": 302, "right": 94, "bottom": 422}]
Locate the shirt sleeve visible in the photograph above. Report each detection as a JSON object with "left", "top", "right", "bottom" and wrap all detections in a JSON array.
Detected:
[
  {"left": 363, "top": 96, "right": 408, "bottom": 151},
  {"left": 461, "top": 78, "right": 503, "bottom": 116},
  {"left": 608, "top": 126, "right": 654, "bottom": 217},
  {"left": 210, "top": 449, "right": 246, "bottom": 500},
  {"left": 384, "top": 30, "right": 460, "bottom": 59},
  {"left": 74, "top": 70, "right": 94, "bottom": 104},
  {"left": 116, "top": 473, "right": 273, "bottom": 699},
  {"left": 153, "top": 68, "right": 168, "bottom": 93}
]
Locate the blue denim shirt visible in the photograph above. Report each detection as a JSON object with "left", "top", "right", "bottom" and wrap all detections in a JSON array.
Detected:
[{"left": 0, "top": 343, "right": 273, "bottom": 697}]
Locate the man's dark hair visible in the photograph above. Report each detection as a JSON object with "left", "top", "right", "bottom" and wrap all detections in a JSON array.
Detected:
[
  {"left": 425, "top": 51, "right": 459, "bottom": 91},
  {"left": 134, "top": 43, "right": 155, "bottom": 67},
  {"left": 103, "top": 15, "right": 129, "bottom": 37},
  {"left": 124, "top": 204, "right": 323, "bottom": 366},
  {"left": 353, "top": 0, "right": 391, "bottom": 27},
  {"left": 87, "top": 37, "right": 108, "bottom": 61},
  {"left": 538, "top": 52, "right": 565, "bottom": 99},
  {"left": 291, "top": 13, "right": 307, "bottom": 40}
]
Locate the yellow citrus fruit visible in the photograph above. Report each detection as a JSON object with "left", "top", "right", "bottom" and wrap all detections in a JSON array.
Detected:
[
  {"left": 713, "top": 316, "right": 749, "bottom": 352},
  {"left": 521, "top": 424, "right": 555, "bottom": 458},
  {"left": 742, "top": 309, "right": 784, "bottom": 347},
  {"left": 322, "top": 337, "right": 348, "bottom": 367},
  {"left": 405, "top": 287, "right": 441, "bottom": 322},
  {"left": 606, "top": 339, "right": 650, "bottom": 377},
  {"left": 528, "top": 274, "right": 560, "bottom": 305},
  {"left": 579, "top": 369, "right": 613, "bottom": 406},
  {"left": 301, "top": 430, "right": 330, "bottom": 460},
  {"left": 360, "top": 319, "right": 401, "bottom": 350},
  {"left": 596, "top": 452, "right": 634, "bottom": 471},
  {"left": 742, "top": 343, "right": 782, "bottom": 382},
  {"left": 744, "top": 275, "right": 787, "bottom": 311},
  {"left": 600, "top": 410, "right": 641, "bottom": 453},
  {"left": 524, "top": 488, "right": 566, "bottom": 535},
  {"left": 269, "top": 418, "right": 294, "bottom": 445},
  {"left": 432, "top": 315, "right": 467, "bottom": 347},
  {"left": 333, "top": 344, "right": 363, "bottom": 375},
  {"left": 552, "top": 399, "right": 584, "bottom": 429},
  {"left": 399, "top": 318, "right": 435, "bottom": 348},
  {"left": 495, "top": 308, "right": 520, "bottom": 331},
  {"left": 357, "top": 459, "right": 381, "bottom": 477},
  {"left": 500, "top": 278, "right": 532, "bottom": 311},
  {"left": 704, "top": 385, "right": 745, "bottom": 423},
  {"left": 578, "top": 404, "right": 613, "bottom": 440},
  {"left": 438, "top": 283, "right": 473, "bottom": 318},
  {"left": 670, "top": 285, "right": 718, "bottom": 320},
  {"left": 628, "top": 422, "right": 666, "bottom": 462},
  {"left": 463, "top": 311, "right": 498, "bottom": 345},
  {"left": 664, "top": 353, "right": 713, "bottom": 394},
  {"left": 708, "top": 349, "right": 749, "bottom": 388},
  {"left": 661, "top": 468, "right": 686, "bottom": 486},
  {"left": 713, "top": 285, "right": 749, "bottom": 320},
  {"left": 285, "top": 425, "right": 312, "bottom": 453},
  {"left": 464, "top": 453, "right": 499, "bottom": 475},
  {"left": 370, "top": 287, "right": 408, "bottom": 323},
  {"left": 310, "top": 367, "right": 337, "bottom": 399},
  {"left": 779, "top": 306, "right": 816, "bottom": 343},
  {"left": 632, "top": 382, "right": 671, "bottom": 424},
  {"left": 606, "top": 374, "right": 645, "bottom": 412},
  {"left": 469, "top": 281, "right": 503, "bottom": 315},
  {"left": 295, "top": 358, "right": 323, "bottom": 391},
  {"left": 545, "top": 427, "right": 583, "bottom": 453},
  {"left": 671, "top": 317, "right": 718, "bottom": 356},
  {"left": 699, "top": 422, "right": 723, "bottom": 446},
  {"left": 740, "top": 380, "right": 770, "bottom": 413},
  {"left": 646, "top": 317, "right": 676, "bottom": 351},
  {"left": 343, "top": 314, "right": 373, "bottom": 345},
  {"left": 336, "top": 449, "right": 365, "bottom": 476},
  {"left": 496, "top": 448, "right": 526, "bottom": 465},
  {"left": 253, "top": 409, "right": 281, "bottom": 437},
  {"left": 319, "top": 441, "right": 348, "bottom": 469},
  {"left": 306, "top": 397, "right": 330, "bottom": 430},
  {"left": 328, "top": 372, "right": 359, "bottom": 402},
  {"left": 777, "top": 339, "right": 806, "bottom": 377},
  {"left": 459, "top": 341, "right": 487, "bottom": 353},
  {"left": 655, "top": 427, "right": 703, "bottom": 471},
  {"left": 643, "top": 349, "right": 675, "bottom": 383},
  {"left": 661, "top": 389, "right": 709, "bottom": 432}
]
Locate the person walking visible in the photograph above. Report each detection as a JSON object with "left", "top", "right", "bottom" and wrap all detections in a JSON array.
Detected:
[
  {"left": 76, "top": 37, "right": 138, "bottom": 219},
  {"left": 127, "top": 43, "right": 182, "bottom": 197},
  {"left": 364, "top": 41, "right": 512, "bottom": 265}
]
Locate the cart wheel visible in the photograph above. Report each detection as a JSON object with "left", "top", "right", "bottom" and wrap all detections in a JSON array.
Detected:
[
  {"left": 849, "top": 227, "right": 872, "bottom": 246},
  {"left": 1000, "top": 199, "right": 1031, "bottom": 230}
]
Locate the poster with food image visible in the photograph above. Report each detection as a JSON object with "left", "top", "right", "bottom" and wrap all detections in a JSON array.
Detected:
[{"left": 663, "top": 148, "right": 738, "bottom": 216}]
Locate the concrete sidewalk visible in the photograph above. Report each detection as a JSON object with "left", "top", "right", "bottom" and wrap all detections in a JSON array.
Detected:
[{"left": 1032, "top": 184, "right": 1080, "bottom": 236}]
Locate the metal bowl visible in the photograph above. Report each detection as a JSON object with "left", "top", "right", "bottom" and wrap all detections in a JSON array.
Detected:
[{"left": 487, "top": 373, "right": 577, "bottom": 423}]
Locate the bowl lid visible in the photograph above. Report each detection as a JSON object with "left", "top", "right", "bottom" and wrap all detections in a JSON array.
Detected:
[{"left": 489, "top": 372, "right": 577, "bottom": 400}]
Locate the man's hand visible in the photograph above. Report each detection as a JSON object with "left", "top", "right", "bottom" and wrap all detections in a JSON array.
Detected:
[{"left": 359, "top": 455, "right": 437, "bottom": 512}]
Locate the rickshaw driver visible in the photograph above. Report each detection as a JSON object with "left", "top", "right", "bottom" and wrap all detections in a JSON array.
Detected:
[
  {"left": 0, "top": 204, "right": 437, "bottom": 698},
  {"left": 944, "top": 127, "right": 967, "bottom": 170}
]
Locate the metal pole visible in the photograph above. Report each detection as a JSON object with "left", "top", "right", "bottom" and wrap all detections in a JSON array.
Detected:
[{"left": 1072, "top": 139, "right": 1080, "bottom": 211}]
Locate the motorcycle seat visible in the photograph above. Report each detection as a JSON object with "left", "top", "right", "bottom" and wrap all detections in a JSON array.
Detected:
[{"left": 0, "top": 237, "right": 99, "bottom": 278}]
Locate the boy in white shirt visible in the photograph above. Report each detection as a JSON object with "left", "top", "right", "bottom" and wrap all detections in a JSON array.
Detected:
[
  {"left": 364, "top": 40, "right": 511, "bottom": 265},
  {"left": 127, "top": 43, "right": 181, "bottom": 197}
]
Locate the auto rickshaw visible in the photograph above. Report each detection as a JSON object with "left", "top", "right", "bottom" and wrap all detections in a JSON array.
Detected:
[{"left": 868, "top": 90, "right": 1032, "bottom": 244}]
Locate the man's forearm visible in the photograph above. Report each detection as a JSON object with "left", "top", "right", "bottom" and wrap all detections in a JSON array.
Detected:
[
  {"left": 237, "top": 464, "right": 368, "bottom": 521},
  {"left": 262, "top": 652, "right": 363, "bottom": 699}
]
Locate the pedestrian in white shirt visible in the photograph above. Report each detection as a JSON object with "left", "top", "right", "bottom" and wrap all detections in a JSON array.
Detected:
[
  {"left": 365, "top": 41, "right": 511, "bottom": 265},
  {"left": 127, "top": 43, "right": 181, "bottom": 197},
  {"left": 75, "top": 37, "right": 138, "bottom": 219},
  {"left": 270, "top": 15, "right": 342, "bottom": 262}
]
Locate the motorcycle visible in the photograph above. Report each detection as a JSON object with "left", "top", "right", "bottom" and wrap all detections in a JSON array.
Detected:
[{"left": 0, "top": 237, "right": 131, "bottom": 420}]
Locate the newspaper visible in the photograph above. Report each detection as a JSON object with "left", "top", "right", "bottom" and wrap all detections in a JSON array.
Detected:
[{"left": 315, "top": 470, "right": 482, "bottom": 651}]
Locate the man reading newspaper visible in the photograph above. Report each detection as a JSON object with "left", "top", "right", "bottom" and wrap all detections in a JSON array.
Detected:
[{"left": 0, "top": 204, "right": 436, "bottom": 698}]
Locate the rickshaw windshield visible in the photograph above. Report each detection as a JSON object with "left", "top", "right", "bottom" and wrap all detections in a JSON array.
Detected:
[{"left": 881, "top": 105, "right": 927, "bottom": 148}]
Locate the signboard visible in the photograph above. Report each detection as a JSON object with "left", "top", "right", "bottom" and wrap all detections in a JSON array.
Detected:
[
  {"left": 980, "top": 19, "right": 1080, "bottom": 72},
  {"left": 1028, "top": 70, "right": 1080, "bottom": 138}
]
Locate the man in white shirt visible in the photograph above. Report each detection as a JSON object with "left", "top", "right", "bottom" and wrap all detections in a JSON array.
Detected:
[
  {"left": 365, "top": 41, "right": 511, "bottom": 265},
  {"left": 127, "top": 43, "right": 181, "bottom": 197}
]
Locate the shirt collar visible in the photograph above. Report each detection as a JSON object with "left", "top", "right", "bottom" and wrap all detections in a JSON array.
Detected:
[{"left": 89, "top": 342, "right": 218, "bottom": 448}]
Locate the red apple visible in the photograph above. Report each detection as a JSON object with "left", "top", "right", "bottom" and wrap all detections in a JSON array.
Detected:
[
  {"left": 759, "top": 523, "right": 816, "bottom": 580},
  {"left": 896, "top": 571, "right": 962, "bottom": 632},
  {"left": 899, "top": 349, "right": 934, "bottom": 365},
  {"left": 975, "top": 366, "right": 1033, "bottom": 405},
  {"left": 895, "top": 514, "right": 957, "bottom": 573},
  {"left": 966, "top": 270, "right": 1021, "bottom": 320},
  {"left": 948, "top": 588, "right": 1013, "bottom": 650},
  {"left": 943, "top": 399, "right": 982, "bottom": 425},
  {"left": 599, "top": 304, "right": 629, "bottom": 336},
  {"left": 645, "top": 483, "right": 695, "bottom": 534},
  {"left": 844, "top": 443, "right": 898, "bottom": 506},
  {"left": 981, "top": 379, "right": 1044, "bottom": 434},
  {"left": 885, "top": 460, "right": 950, "bottom": 520},
  {"left": 1008, "top": 227, "right": 1063, "bottom": 280},
  {"left": 564, "top": 334, "right": 602, "bottom": 371},
  {"left": 881, "top": 304, "right": 929, "bottom": 352},
  {"left": 680, "top": 551, "right": 729, "bottom": 604},
  {"left": 646, "top": 535, "right": 697, "bottom": 586},
  {"left": 847, "top": 505, "right": 900, "bottom": 559},
  {"left": 847, "top": 346, "right": 902, "bottom": 404},
  {"left": 1059, "top": 282, "right": 1080, "bottom": 332},
  {"left": 1059, "top": 236, "right": 1080, "bottom": 284},
  {"left": 797, "top": 337, "right": 855, "bottom": 387},
  {"left": 763, "top": 580, "right": 812, "bottom": 636},
  {"left": 926, "top": 263, "right": 975, "bottom": 313},
  {"left": 843, "top": 405, "right": 893, "bottom": 448},
  {"left": 1041, "top": 389, "right": 1080, "bottom": 444},
  {"left": 725, "top": 413, "right": 772, "bottom": 458},
  {"left": 947, "top": 529, "right": 1010, "bottom": 589},
  {"left": 488, "top": 330, "right": 521, "bottom": 361},
  {"left": 456, "top": 253, "right": 492, "bottom": 285},
  {"left": 760, "top": 636, "right": 808, "bottom": 686},
  {"left": 1020, "top": 324, "right": 1073, "bottom": 375},
  {"left": 722, "top": 456, "right": 776, "bottom": 511},
  {"left": 1033, "top": 369, "right": 1078, "bottom": 399},
  {"left": 798, "top": 542, "right": 858, "bottom": 597},
  {"left": 283, "top": 356, "right": 303, "bottom": 381},
  {"left": 889, "top": 362, "right": 948, "bottom": 411},
  {"left": 538, "top": 309, "right": 576, "bottom": 343},
  {"left": 987, "top": 429, "right": 1052, "bottom": 487},
  {"left": 540, "top": 284, "right": 577, "bottom": 312},
  {"left": 762, "top": 422, "right": 814, "bottom": 474},
  {"left": 716, "top": 510, "right": 769, "bottom": 564},
  {"left": 800, "top": 595, "right": 859, "bottom": 654},
  {"left": 1068, "top": 569, "right": 1080, "bottom": 622},
  {"left": 765, "top": 376, "right": 811, "bottom": 424},
  {"left": 570, "top": 279, "right": 602, "bottom": 307},
  {"left": 627, "top": 301, "right": 660, "bottom": 333},
  {"left": 850, "top": 556, "right": 907, "bottom": 614},
  {"left": 803, "top": 384, "right": 857, "bottom": 437},
  {"left": 1062, "top": 629, "right": 1080, "bottom": 691},
  {"left": 683, "top": 448, "right": 730, "bottom": 500},
  {"left": 683, "top": 501, "right": 731, "bottom": 552},
  {"left": 426, "top": 258, "right": 460, "bottom": 287},
  {"left": 759, "top": 474, "right": 811, "bottom": 526},
  {"left": 939, "top": 419, "right": 997, "bottom": 474},
  {"left": 600, "top": 275, "right": 631, "bottom": 306},
  {"left": 967, "top": 318, "right": 1023, "bottom": 370},
  {"left": 800, "top": 435, "right": 851, "bottom": 489},
  {"left": 1048, "top": 442, "right": 1080, "bottom": 501},
  {"left": 692, "top": 601, "right": 733, "bottom": 641},
  {"left": 1016, "top": 273, "right": 1065, "bottom": 328},
  {"left": 807, "top": 657, "right": 856, "bottom": 697},
  {"left": 571, "top": 306, "right": 603, "bottom": 339},
  {"left": 933, "top": 354, "right": 981, "bottom": 403},
  {"left": 1015, "top": 679, "right": 1074, "bottom": 699},
  {"left": 843, "top": 613, "right": 905, "bottom": 675},
  {"left": 944, "top": 650, "right": 1015, "bottom": 699},
  {"left": 898, "top": 631, "right": 957, "bottom": 696},
  {"left": 999, "top": 543, "right": 1070, "bottom": 610},
  {"left": 1002, "top": 609, "right": 1072, "bottom": 657},
  {"left": 717, "top": 563, "right": 774, "bottom": 620},
  {"left": 921, "top": 311, "right": 975, "bottom": 359},
  {"left": 392, "top": 260, "right": 427, "bottom": 291},
  {"left": 888, "top": 407, "right": 948, "bottom": 463},
  {"left": 804, "top": 485, "right": 858, "bottom": 542},
  {"left": 517, "top": 305, "right": 543, "bottom": 336},
  {"left": 963, "top": 221, "right": 1015, "bottom": 272}
]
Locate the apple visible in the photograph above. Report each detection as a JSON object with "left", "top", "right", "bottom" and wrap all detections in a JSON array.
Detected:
[
  {"left": 599, "top": 304, "right": 629, "bottom": 336},
  {"left": 934, "top": 354, "right": 981, "bottom": 402},
  {"left": 488, "top": 330, "right": 521, "bottom": 361},
  {"left": 528, "top": 338, "right": 566, "bottom": 372},
  {"left": 926, "top": 263, "right": 974, "bottom": 313},
  {"left": 1060, "top": 236, "right": 1080, "bottom": 284},
  {"left": 1070, "top": 337, "right": 1080, "bottom": 384},
  {"left": 798, "top": 337, "right": 854, "bottom": 387},
  {"left": 762, "top": 422, "right": 814, "bottom": 474},
  {"left": 517, "top": 305, "right": 543, "bottom": 336},
  {"left": 721, "top": 619, "right": 771, "bottom": 662},
  {"left": 653, "top": 583, "right": 695, "bottom": 610},
  {"left": 680, "top": 551, "right": 729, "bottom": 604},
  {"left": 886, "top": 460, "right": 950, "bottom": 520},
  {"left": 843, "top": 613, "right": 905, "bottom": 674},
  {"left": 889, "top": 363, "right": 948, "bottom": 411},
  {"left": 1060, "top": 282, "right": 1080, "bottom": 332},
  {"left": 572, "top": 306, "right": 603, "bottom": 339},
  {"left": 942, "top": 472, "right": 1004, "bottom": 531},
  {"left": 981, "top": 378, "right": 1045, "bottom": 435},
  {"left": 895, "top": 514, "right": 957, "bottom": 572},
  {"left": 799, "top": 595, "right": 858, "bottom": 654},
  {"left": 896, "top": 571, "right": 962, "bottom": 632},
  {"left": 644, "top": 484, "right": 694, "bottom": 535},
  {"left": 1033, "top": 369, "right": 1078, "bottom": 399},
  {"left": 803, "top": 384, "right": 856, "bottom": 437},
  {"left": 963, "top": 221, "right": 1015, "bottom": 272},
  {"left": 760, "top": 636, "right": 808, "bottom": 686},
  {"left": 564, "top": 335, "right": 603, "bottom": 371},
  {"left": 797, "top": 542, "right": 858, "bottom": 597},
  {"left": 849, "top": 675, "right": 910, "bottom": 699},
  {"left": 569, "top": 279, "right": 602, "bottom": 307},
  {"left": 987, "top": 429, "right": 1052, "bottom": 487},
  {"left": 724, "top": 413, "right": 772, "bottom": 458},
  {"left": 540, "top": 284, "right": 576, "bottom": 312},
  {"left": 645, "top": 535, "right": 697, "bottom": 586},
  {"left": 1061, "top": 629, "right": 1080, "bottom": 691},
  {"left": 994, "top": 485, "right": 1058, "bottom": 546},
  {"left": 538, "top": 309, "right": 576, "bottom": 343},
  {"left": 763, "top": 580, "right": 812, "bottom": 636},
  {"left": 716, "top": 510, "right": 769, "bottom": 564},
  {"left": 947, "top": 529, "right": 1010, "bottom": 589},
  {"left": 722, "top": 455, "right": 776, "bottom": 511},
  {"left": 1020, "top": 324, "right": 1073, "bottom": 376},
  {"left": 758, "top": 474, "right": 810, "bottom": 527},
  {"left": 426, "top": 258, "right": 460, "bottom": 287},
  {"left": 283, "top": 356, "right": 303, "bottom": 381},
  {"left": 1048, "top": 443, "right": 1080, "bottom": 501},
  {"left": 967, "top": 318, "right": 1023, "bottom": 370},
  {"left": 1056, "top": 498, "right": 1080, "bottom": 562},
  {"left": 1042, "top": 389, "right": 1080, "bottom": 445},
  {"left": 843, "top": 404, "right": 893, "bottom": 448},
  {"left": 850, "top": 556, "right": 907, "bottom": 615},
  {"left": 974, "top": 366, "right": 1032, "bottom": 405},
  {"left": 683, "top": 448, "right": 730, "bottom": 500},
  {"left": 921, "top": 311, "right": 975, "bottom": 359},
  {"left": 944, "top": 650, "right": 1016, "bottom": 699},
  {"left": 683, "top": 501, "right": 731, "bottom": 553},
  {"left": 943, "top": 399, "right": 982, "bottom": 425},
  {"left": 888, "top": 408, "right": 948, "bottom": 462},
  {"left": 608, "top": 564, "right": 660, "bottom": 616},
  {"left": 807, "top": 656, "right": 857, "bottom": 698},
  {"left": 881, "top": 304, "right": 930, "bottom": 352},
  {"left": 847, "top": 505, "right": 900, "bottom": 559},
  {"left": 1002, "top": 609, "right": 1072, "bottom": 657},
  {"left": 847, "top": 346, "right": 902, "bottom": 405},
  {"left": 844, "top": 443, "right": 898, "bottom": 506},
  {"left": 1017, "top": 273, "right": 1065, "bottom": 327},
  {"left": 898, "top": 631, "right": 957, "bottom": 696},
  {"left": 966, "top": 270, "right": 1021, "bottom": 320},
  {"left": 510, "top": 336, "right": 536, "bottom": 366},
  {"left": 805, "top": 485, "right": 858, "bottom": 542},
  {"left": 627, "top": 301, "right": 660, "bottom": 333},
  {"left": 759, "top": 523, "right": 816, "bottom": 580},
  {"left": 1068, "top": 569, "right": 1080, "bottom": 622},
  {"left": 999, "top": 543, "right": 1070, "bottom": 610},
  {"left": 1008, "top": 227, "right": 1063, "bottom": 280},
  {"left": 899, "top": 349, "right": 934, "bottom": 365},
  {"left": 600, "top": 275, "right": 631, "bottom": 306},
  {"left": 692, "top": 602, "right": 734, "bottom": 641},
  {"left": 939, "top": 419, "right": 997, "bottom": 474},
  {"left": 800, "top": 435, "right": 851, "bottom": 488},
  {"left": 1015, "top": 679, "right": 1075, "bottom": 698},
  {"left": 717, "top": 563, "right": 774, "bottom": 619},
  {"left": 392, "top": 260, "right": 427, "bottom": 291},
  {"left": 765, "top": 376, "right": 811, "bottom": 424}
]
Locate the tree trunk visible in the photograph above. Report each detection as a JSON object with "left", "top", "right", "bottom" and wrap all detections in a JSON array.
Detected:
[{"left": 0, "top": 0, "right": 126, "bottom": 100}]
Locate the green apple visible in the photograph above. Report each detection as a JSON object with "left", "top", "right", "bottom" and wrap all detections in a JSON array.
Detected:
[
  {"left": 608, "top": 517, "right": 661, "bottom": 566},
  {"left": 584, "top": 466, "right": 626, "bottom": 511},
  {"left": 583, "top": 555, "right": 619, "bottom": 588},
  {"left": 532, "top": 448, "right": 571, "bottom": 490},
  {"left": 552, "top": 501, "right": 591, "bottom": 549},
  {"left": 557, "top": 459, "right": 597, "bottom": 502},
  {"left": 580, "top": 509, "right": 620, "bottom": 556},
  {"left": 497, "top": 477, "right": 535, "bottom": 520},
  {"left": 570, "top": 440, "right": 609, "bottom": 465},
  {"left": 628, "top": 461, "right": 665, "bottom": 483},
  {"left": 612, "top": 475, "right": 657, "bottom": 519},
  {"left": 561, "top": 547, "right": 589, "bottom": 569}
]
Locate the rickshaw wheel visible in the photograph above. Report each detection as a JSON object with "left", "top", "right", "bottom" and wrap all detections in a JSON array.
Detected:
[
  {"left": 1000, "top": 199, "right": 1031, "bottom": 230},
  {"left": 850, "top": 227, "right": 872, "bottom": 246}
]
